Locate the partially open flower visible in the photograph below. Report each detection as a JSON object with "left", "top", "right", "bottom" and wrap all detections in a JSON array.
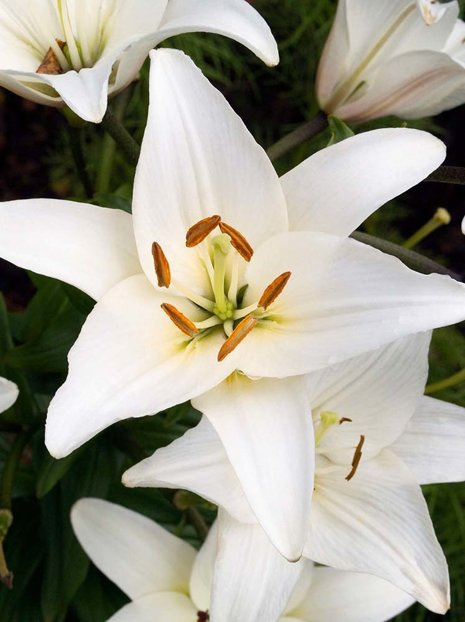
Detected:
[
  {"left": 317, "top": 0, "right": 465, "bottom": 123},
  {"left": 0, "top": 0, "right": 279, "bottom": 122}
]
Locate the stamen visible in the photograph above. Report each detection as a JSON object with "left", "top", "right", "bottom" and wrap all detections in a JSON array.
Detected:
[
  {"left": 219, "top": 221, "right": 254, "bottom": 262},
  {"left": 186, "top": 215, "right": 221, "bottom": 247},
  {"left": 37, "top": 40, "right": 65, "bottom": 74},
  {"left": 197, "top": 612, "right": 210, "bottom": 622},
  {"left": 345, "top": 435, "right": 365, "bottom": 481},
  {"left": 339, "top": 417, "right": 353, "bottom": 425},
  {"left": 152, "top": 242, "right": 171, "bottom": 288},
  {"left": 161, "top": 303, "right": 198, "bottom": 338},
  {"left": 258, "top": 271, "right": 291, "bottom": 310},
  {"left": 217, "top": 315, "right": 257, "bottom": 361}
]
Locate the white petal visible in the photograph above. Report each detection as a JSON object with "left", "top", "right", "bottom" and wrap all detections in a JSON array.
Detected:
[
  {"left": 305, "top": 451, "right": 449, "bottom": 614},
  {"left": 210, "top": 510, "right": 303, "bottom": 622},
  {"left": 108, "top": 593, "right": 196, "bottom": 622},
  {"left": 133, "top": 49, "right": 287, "bottom": 288},
  {"left": 392, "top": 395, "right": 465, "bottom": 484},
  {"left": 103, "top": 0, "right": 168, "bottom": 51},
  {"left": 0, "top": 377, "right": 18, "bottom": 413},
  {"left": 155, "top": 0, "right": 279, "bottom": 66},
  {"left": 193, "top": 375, "right": 314, "bottom": 561},
  {"left": 123, "top": 416, "right": 256, "bottom": 525},
  {"left": 281, "top": 129, "right": 446, "bottom": 236},
  {"left": 189, "top": 521, "right": 218, "bottom": 611},
  {"left": 290, "top": 567, "right": 414, "bottom": 622},
  {"left": 71, "top": 498, "right": 196, "bottom": 599},
  {"left": 45, "top": 275, "right": 234, "bottom": 458},
  {"left": 306, "top": 333, "right": 431, "bottom": 461},
  {"left": 0, "top": 199, "right": 140, "bottom": 301}
]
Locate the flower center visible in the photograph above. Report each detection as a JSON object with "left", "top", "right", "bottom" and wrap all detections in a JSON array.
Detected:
[{"left": 154, "top": 215, "right": 291, "bottom": 362}]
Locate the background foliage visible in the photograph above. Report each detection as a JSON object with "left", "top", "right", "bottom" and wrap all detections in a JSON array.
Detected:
[{"left": 0, "top": 1, "right": 464, "bottom": 620}]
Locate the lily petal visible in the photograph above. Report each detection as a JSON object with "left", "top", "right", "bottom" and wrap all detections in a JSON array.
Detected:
[
  {"left": 189, "top": 521, "right": 217, "bottom": 611},
  {"left": 210, "top": 510, "right": 303, "bottom": 622},
  {"left": 193, "top": 375, "right": 314, "bottom": 561},
  {"left": 108, "top": 593, "right": 196, "bottom": 622},
  {"left": 281, "top": 129, "right": 445, "bottom": 236},
  {"left": 133, "top": 49, "right": 287, "bottom": 288},
  {"left": 289, "top": 567, "right": 414, "bottom": 622},
  {"left": 305, "top": 450, "right": 449, "bottom": 614},
  {"left": 71, "top": 498, "right": 196, "bottom": 599},
  {"left": 45, "top": 275, "right": 234, "bottom": 458},
  {"left": 123, "top": 416, "right": 256, "bottom": 524},
  {"left": 0, "top": 199, "right": 140, "bottom": 301},
  {"left": 392, "top": 395, "right": 465, "bottom": 484},
  {"left": 0, "top": 377, "right": 18, "bottom": 413},
  {"left": 155, "top": 0, "right": 279, "bottom": 66}
]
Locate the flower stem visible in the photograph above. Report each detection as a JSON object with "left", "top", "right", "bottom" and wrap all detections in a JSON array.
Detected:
[
  {"left": 427, "top": 165, "right": 465, "bottom": 186},
  {"left": 66, "top": 125, "right": 93, "bottom": 198},
  {"left": 266, "top": 112, "right": 328, "bottom": 161},
  {"left": 425, "top": 368, "right": 465, "bottom": 394},
  {"left": 100, "top": 110, "right": 140, "bottom": 166},
  {"left": 0, "top": 431, "right": 31, "bottom": 510},
  {"left": 403, "top": 208, "right": 451, "bottom": 249},
  {"left": 350, "top": 231, "right": 460, "bottom": 279}
]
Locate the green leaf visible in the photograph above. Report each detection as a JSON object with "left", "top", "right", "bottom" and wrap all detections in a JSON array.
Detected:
[
  {"left": 36, "top": 448, "right": 83, "bottom": 499},
  {"left": 327, "top": 115, "right": 355, "bottom": 145},
  {"left": 20, "top": 279, "right": 68, "bottom": 343}
]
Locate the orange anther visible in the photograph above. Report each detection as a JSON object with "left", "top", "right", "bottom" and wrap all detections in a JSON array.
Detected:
[
  {"left": 258, "top": 271, "right": 291, "bottom": 310},
  {"left": 37, "top": 40, "right": 65, "bottom": 75},
  {"left": 186, "top": 215, "right": 221, "bottom": 247},
  {"left": 217, "top": 315, "right": 257, "bottom": 362},
  {"left": 345, "top": 435, "right": 365, "bottom": 481},
  {"left": 161, "top": 303, "right": 198, "bottom": 338},
  {"left": 219, "top": 222, "right": 253, "bottom": 262},
  {"left": 152, "top": 242, "right": 171, "bottom": 288}
]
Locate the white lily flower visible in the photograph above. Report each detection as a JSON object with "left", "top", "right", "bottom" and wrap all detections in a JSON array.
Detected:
[
  {"left": 1, "top": 49, "right": 465, "bottom": 561},
  {"left": 0, "top": 0, "right": 278, "bottom": 122},
  {"left": 317, "top": 0, "right": 465, "bottom": 123},
  {"left": 71, "top": 498, "right": 415, "bottom": 622},
  {"left": 124, "top": 332, "right": 465, "bottom": 614},
  {"left": 0, "top": 377, "right": 18, "bottom": 412}
]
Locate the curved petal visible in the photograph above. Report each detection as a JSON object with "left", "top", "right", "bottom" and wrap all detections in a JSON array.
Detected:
[
  {"left": 305, "top": 333, "right": 431, "bottom": 461},
  {"left": 290, "top": 567, "right": 414, "bottom": 622},
  {"left": 0, "top": 377, "right": 18, "bottom": 413},
  {"left": 71, "top": 498, "right": 196, "bottom": 599},
  {"left": 0, "top": 199, "right": 140, "bottom": 301},
  {"left": 123, "top": 416, "right": 256, "bottom": 524},
  {"left": 305, "top": 451, "right": 449, "bottom": 614},
  {"left": 104, "top": 0, "right": 168, "bottom": 50},
  {"left": 133, "top": 49, "right": 287, "bottom": 288},
  {"left": 392, "top": 395, "right": 465, "bottom": 484},
  {"left": 189, "top": 521, "right": 218, "bottom": 612},
  {"left": 210, "top": 510, "right": 303, "bottom": 622},
  {"left": 45, "top": 275, "right": 235, "bottom": 458},
  {"left": 280, "top": 129, "right": 446, "bottom": 236},
  {"left": 193, "top": 375, "right": 314, "bottom": 562},
  {"left": 155, "top": 0, "right": 279, "bottom": 66},
  {"left": 108, "top": 593, "right": 197, "bottom": 622}
]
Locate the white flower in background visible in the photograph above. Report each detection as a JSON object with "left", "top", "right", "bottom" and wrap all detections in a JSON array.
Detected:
[
  {"left": 71, "top": 498, "right": 415, "bottom": 622},
  {"left": 317, "top": 0, "right": 465, "bottom": 123},
  {"left": 1, "top": 49, "right": 465, "bottom": 561},
  {"left": 125, "top": 333, "right": 465, "bottom": 615},
  {"left": 0, "top": 0, "right": 279, "bottom": 122},
  {"left": 0, "top": 377, "right": 18, "bottom": 413}
]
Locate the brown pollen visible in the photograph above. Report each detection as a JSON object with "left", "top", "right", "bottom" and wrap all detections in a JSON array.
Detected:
[
  {"left": 161, "top": 303, "right": 198, "bottom": 338},
  {"left": 37, "top": 40, "right": 66, "bottom": 75},
  {"left": 258, "top": 271, "right": 291, "bottom": 310},
  {"left": 186, "top": 215, "right": 221, "bottom": 247},
  {"left": 345, "top": 434, "right": 365, "bottom": 481},
  {"left": 217, "top": 315, "right": 257, "bottom": 362},
  {"left": 219, "top": 221, "right": 254, "bottom": 262},
  {"left": 152, "top": 242, "right": 171, "bottom": 288}
]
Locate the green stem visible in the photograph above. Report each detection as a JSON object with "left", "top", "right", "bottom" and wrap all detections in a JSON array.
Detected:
[
  {"left": 96, "top": 90, "right": 132, "bottom": 195},
  {"left": 427, "top": 165, "right": 465, "bottom": 186},
  {"left": 403, "top": 208, "right": 451, "bottom": 250},
  {"left": 100, "top": 109, "right": 140, "bottom": 166},
  {"left": 66, "top": 125, "right": 93, "bottom": 198},
  {"left": 266, "top": 112, "right": 328, "bottom": 161},
  {"left": 0, "top": 431, "right": 31, "bottom": 510},
  {"left": 186, "top": 507, "right": 209, "bottom": 541},
  {"left": 350, "top": 232, "right": 460, "bottom": 280},
  {"left": 425, "top": 368, "right": 465, "bottom": 395}
]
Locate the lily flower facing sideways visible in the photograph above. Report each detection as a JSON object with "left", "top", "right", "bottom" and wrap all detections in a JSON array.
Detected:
[
  {"left": 124, "top": 333, "right": 465, "bottom": 616},
  {"left": 317, "top": 0, "right": 465, "bottom": 123},
  {"left": 71, "top": 498, "right": 415, "bottom": 622},
  {"left": 0, "top": 0, "right": 279, "bottom": 122},
  {"left": 2, "top": 50, "right": 465, "bottom": 561},
  {"left": 0, "top": 377, "right": 18, "bottom": 413}
]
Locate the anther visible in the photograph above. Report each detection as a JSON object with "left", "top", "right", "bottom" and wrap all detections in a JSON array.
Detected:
[
  {"left": 219, "top": 221, "right": 254, "bottom": 261},
  {"left": 152, "top": 242, "right": 171, "bottom": 288},
  {"left": 197, "top": 612, "right": 210, "bottom": 622},
  {"left": 345, "top": 435, "right": 365, "bottom": 481},
  {"left": 186, "top": 215, "right": 221, "bottom": 247},
  {"left": 258, "top": 271, "right": 291, "bottom": 310},
  {"left": 161, "top": 303, "right": 199, "bottom": 338},
  {"left": 217, "top": 315, "right": 257, "bottom": 361},
  {"left": 339, "top": 417, "right": 353, "bottom": 425},
  {"left": 37, "top": 40, "right": 65, "bottom": 75}
]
